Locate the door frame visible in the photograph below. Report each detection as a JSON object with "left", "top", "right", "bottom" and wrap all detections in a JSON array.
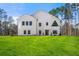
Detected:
[{"left": 45, "top": 30, "right": 49, "bottom": 35}]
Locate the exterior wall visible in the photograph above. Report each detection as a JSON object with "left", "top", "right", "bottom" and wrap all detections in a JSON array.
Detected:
[
  {"left": 17, "top": 11, "right": 60, "bottom": 36},
  {"left": 17, "top": 15, "right": 36, "bottom": 35},
  {"left": 34, "top": 11, "right": 60, "bottom": 35},
  {"left": 51, "top": 27, "right": 60, "bottom": 35}
]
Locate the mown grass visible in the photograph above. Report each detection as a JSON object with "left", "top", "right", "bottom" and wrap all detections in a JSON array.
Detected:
[{"left": 0, "top": 36, "right": 78, "bottom": 56}]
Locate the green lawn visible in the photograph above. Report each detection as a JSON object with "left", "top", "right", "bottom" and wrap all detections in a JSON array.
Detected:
[{"left": 0, "top": 36, "right": 79, "bottom": 56}]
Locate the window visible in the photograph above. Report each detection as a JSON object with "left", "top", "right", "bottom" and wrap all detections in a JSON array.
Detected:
[
  {"left": 28, "top": 30, "right": 31, "bottom": 34},
  {"left": 46, "top": 22, "right": 48, "bottom": 26},
  {"left": 26, "top": 21, "right": 28, "bottom": 26},
  {"left": 24, "top": 30, "right": 26, "bottom": 34},
  {"left": 39, "top": 23, "right": 41, "bottom": 27},
  {"left": 39, "top": 30, "right": 41, "bottom": 35},
  {"left": 53, "top": 30, "right": 57, "bottom": 34},
  {"left": 22, "top": 21, "right": 25, "bottom": 25},
  {"left": 29, "top": 21, "right": 32, "bottom": 26},
  {"left": 52, "top": 21, "right": 58, "bottom": 26}
]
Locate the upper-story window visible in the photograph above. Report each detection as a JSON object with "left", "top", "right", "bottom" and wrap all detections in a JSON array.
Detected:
[
  {"left": 46, "top": 22, "right": 48, "bottom": 26},
  {"left": 39, "top": 23, "right": 41, "bottom": 27},
  {"left": 22, "top": 21, "right": 25, "bottom": 25},
  {"left": 29, "top": 21, "right": 32, "bottom": 26},
  {"left": 22, "top": 21, "right": 32, "bottom": 26},
  {"left": 26, "top": 21, "right": 28, "bottom": 26},
  {"left": 52, "top": 21, "right": 58, "bottom": 26}
]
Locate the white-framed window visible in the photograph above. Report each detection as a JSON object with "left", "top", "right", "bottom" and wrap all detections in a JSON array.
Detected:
[
  {"left": 26, "top": 21, "right": 28, "bottom": 26},
  {"left": 46, "top": 22, "right": 48, "bottom": 26},
  {"left": 39, "top": 30, "right": 41, "bottom": 35},
  {"left": 53, "top": 30, "right": 57, "bottom": 34},
  {"left": 39, "top": 22, "right": 41, "bottom": 27},
  {"left": 52, "top": 21, "right": 58, "bottom": 26},
  {"left": 22, "top": 21, "right": 25, "bottom": 25},
  {"left": 29, "top": 21, "right": 32, "bottom": 26},
  {"left": 28, "top": 30, "right": 31, "bottom": 34},
  {"left": 24, "top": 30, "right": 26, "bottom": 34}
]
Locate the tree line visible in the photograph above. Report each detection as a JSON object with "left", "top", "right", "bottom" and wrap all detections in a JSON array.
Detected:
[
  {"left": 0, "top": 3, "right": 79, "bottom": 36},
  {"left": 0, "top": 8, "right": 17, "bottom": 36},
  {"left": 49, "top": 3, "right": 79, "bottom": 36}
]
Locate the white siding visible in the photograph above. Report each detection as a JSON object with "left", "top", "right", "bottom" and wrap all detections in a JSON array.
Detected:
[
  {"left": 34, "top": 11, "right": 60, "bottom": 35},
  {"left": 17, "top": 11, "right": 60, "bottom": 36},
  {"left": 17, "top": 15, "right": 36, "bottom": 35}
]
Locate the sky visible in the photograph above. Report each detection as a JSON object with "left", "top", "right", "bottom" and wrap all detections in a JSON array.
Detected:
[
  {"left": 0, "top": 3, "right": 64, "bottom": 24},
  {"left": 0, "top": 3, "right": 64, "bottom": 17}
]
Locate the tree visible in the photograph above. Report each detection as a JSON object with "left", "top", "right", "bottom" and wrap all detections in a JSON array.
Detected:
[
  {"left": 63, "top": 3, "right": 72, "bottom": 36},
  {"left": 49, "top": 3, "right": 72, "bottom": 36},
  {"left": 8, "top": 16, "right": 15, "bottom": 35},
  {"left": 0, "top": 8, "right": 17, "bottom": 36},
  {"left": 0, "top": 8, "right": 8, "bottom": 35},
  {"left": 49, "top": 8, "right": 61, "bottom": 16},
  {"left": 71, "top": 3, "right": 79, "bottom": 36}
]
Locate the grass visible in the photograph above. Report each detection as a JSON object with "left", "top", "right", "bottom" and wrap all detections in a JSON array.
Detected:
[{"left": 0, "top": 36, "right": 78, "bottom": 56}]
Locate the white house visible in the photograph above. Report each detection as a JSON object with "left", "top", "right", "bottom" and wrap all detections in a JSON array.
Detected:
[{"left": 17, "top": 11, "right": 60, "bottom": 36}]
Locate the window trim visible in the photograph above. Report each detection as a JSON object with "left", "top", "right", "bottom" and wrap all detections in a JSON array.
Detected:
[
  {"left": 39, "top": 30, "right": 41, "bottom": 35},
  {"left": 28, "top": 30, "right": 31, "bottom": 34},
  {"left": 26, "top": 21, "right": 28, "bottom": 26},
  {"left": 39, "top": 22, "right": 41, "bottom": 27},
  {"left": 46, "top": 22, "right": 48, "bottom": 26},
  {"left": 53, "top": 30, "right": 57, "bottom": 34},
  {"left": 22, "top": 21, "right": 25, "bottom": 25},
  {"left": 24, "top": 30, "right": 26, "bottom": 34},
  {"left": 52, "top": 21, "right": 58, "bottom": 26},
  {"left": 29, "top": 21, "right": 32, "bottom": 26}
]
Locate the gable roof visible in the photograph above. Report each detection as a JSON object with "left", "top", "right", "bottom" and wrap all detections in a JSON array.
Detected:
[
  {"left": 17, "top": 15, "right": 36, "bottom": 21},
  {"left": 33, "top": 11, "right": 60, "bottom": 21},
  {"left": 17, "top": 11, "right": 60, "bottom": 25}
]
